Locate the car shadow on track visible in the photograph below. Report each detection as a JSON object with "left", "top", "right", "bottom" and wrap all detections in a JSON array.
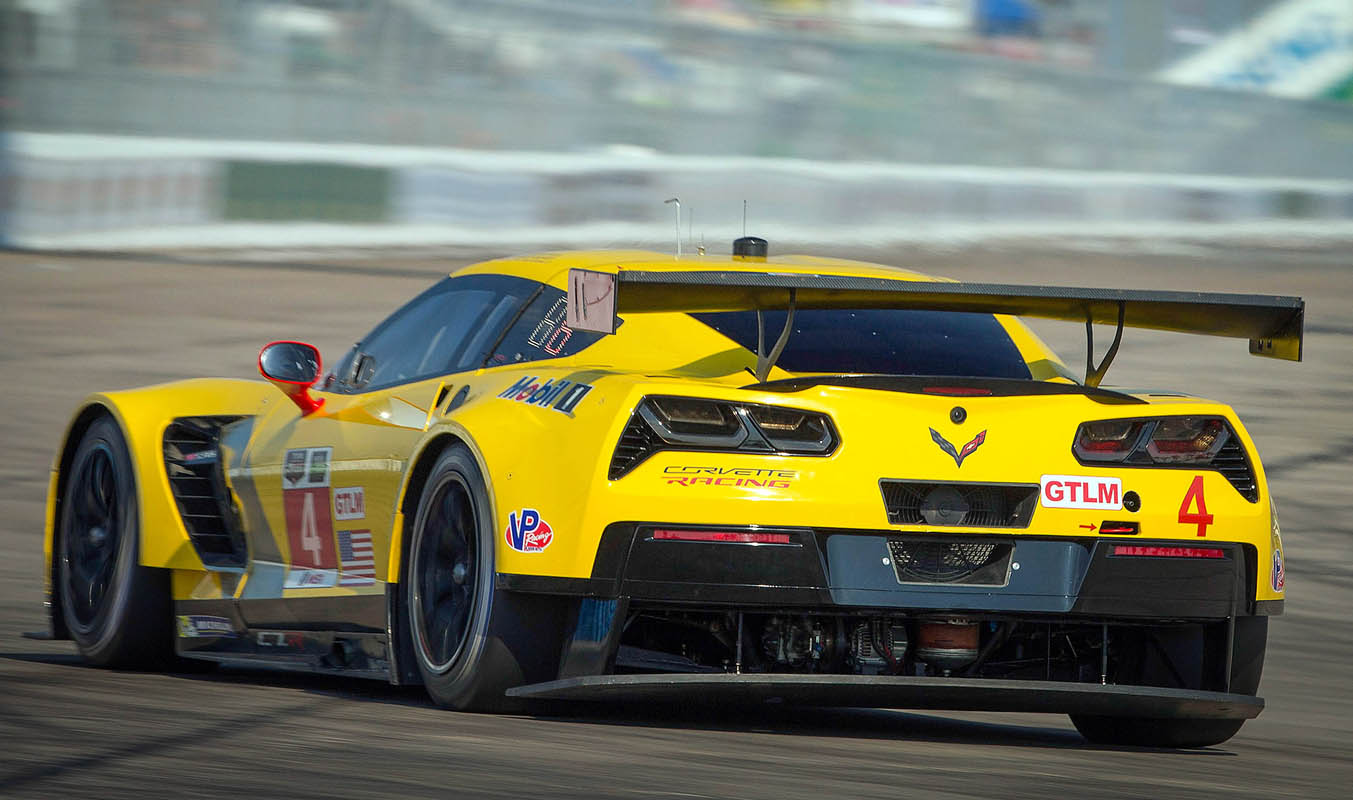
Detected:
[{"left": 0, "top": 650, "right": 1239, "bottom": 756}]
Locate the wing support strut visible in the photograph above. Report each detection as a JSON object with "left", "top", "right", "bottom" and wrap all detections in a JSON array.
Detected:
[
  {"left": 1085, "top": 301, "right": 1126, "bottom": 388},
  {"left": 755, "top": 289, "right": 797, "bottom": 384}
]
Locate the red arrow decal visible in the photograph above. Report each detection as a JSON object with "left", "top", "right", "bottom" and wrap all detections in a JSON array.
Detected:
[{"left": 1079, "top": 523, "right": 1097, "bottom": 531}]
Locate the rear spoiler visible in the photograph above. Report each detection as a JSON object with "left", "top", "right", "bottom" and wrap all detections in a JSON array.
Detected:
[{"left": 565, "top": 269, "right": 1305, "bottom": 383}]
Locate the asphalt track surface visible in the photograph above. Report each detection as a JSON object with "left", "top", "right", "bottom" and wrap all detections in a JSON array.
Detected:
[{"left": 2, "top": 242, "right": 1351, "bottom": 799}]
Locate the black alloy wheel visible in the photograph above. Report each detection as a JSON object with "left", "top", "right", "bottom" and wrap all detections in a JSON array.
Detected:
[
  {"left": 59, "top": 416, "right": 172, "bottom": 668},
  {"left": 63, "top": 441, "right": 123, "bottom": 633},
  {"left": 403, "top": 443, "right": 566, "bottom": 712},
  {"left": 410, "top": 473, "right": 479, "bottom": 673}
]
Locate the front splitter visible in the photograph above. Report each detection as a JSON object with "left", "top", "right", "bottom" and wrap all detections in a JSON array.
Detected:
[{"left": 507, "top": 673, "right": 1263, "bottom": 720}]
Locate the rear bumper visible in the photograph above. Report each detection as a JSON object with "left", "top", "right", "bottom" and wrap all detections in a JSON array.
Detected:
[
  {"left": 506, "top": 673, "right": 1263, "bottom": 720},
  {"left": 499, "top": 522, "right": 1274, "bottom": 620}
]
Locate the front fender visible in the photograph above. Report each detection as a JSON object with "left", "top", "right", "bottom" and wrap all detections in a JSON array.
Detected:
[{"left": 44, "top": 379, "right": 279, "bottom": 593}]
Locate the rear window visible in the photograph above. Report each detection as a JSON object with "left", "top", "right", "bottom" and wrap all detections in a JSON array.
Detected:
[{"left": 691, "top": 309, "right": 1032, "bottom": 379}]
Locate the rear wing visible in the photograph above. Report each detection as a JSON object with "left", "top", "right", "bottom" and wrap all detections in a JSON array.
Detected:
[{"left": 566, "top": 269, "right": 1304, "bottom": 384}]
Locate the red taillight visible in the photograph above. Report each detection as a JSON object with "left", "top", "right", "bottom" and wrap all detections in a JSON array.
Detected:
[
  {"left": 922, "top": 387, "right": 993, "bottom": 396},
  {"left": 1147, "top": 418, "right": 1226, "bottom": 460},
  {"left": 1074, "top": 419, "right": 1148, "bottom": 460},
  {"left": 1073, "top": 416, "right": 1233, "bottom": 466},
  {"left": 652, "top": 529, "right": 792, "bottom": 544},
  {"left": 1111, "top": 545, "right": 1225, "bottom": 559}
]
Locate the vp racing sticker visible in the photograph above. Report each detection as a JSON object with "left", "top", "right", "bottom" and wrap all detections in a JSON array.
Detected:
[
  {"left": 499, "top": 376, "right": 593, "bottom": 414},
  {"left": 505, "top": 508, "right": 553, "bottom": 553}
]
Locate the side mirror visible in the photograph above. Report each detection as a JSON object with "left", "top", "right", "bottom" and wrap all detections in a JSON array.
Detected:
[{"left": 259, "top": 341, "right": 325, "bottom": 415}]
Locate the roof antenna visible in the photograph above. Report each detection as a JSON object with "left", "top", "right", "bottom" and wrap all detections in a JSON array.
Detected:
[
  {"left": 664, "top": 197, "right": 681, "bottom": 257},
  {"left": 688, "top": 207, "right": 694, "bottom": 255},
  {"left": 742, "top": 199, "right": 748, "bottom": 237}
]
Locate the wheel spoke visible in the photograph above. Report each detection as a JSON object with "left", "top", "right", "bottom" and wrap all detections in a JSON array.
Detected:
[{"left": 415, "top": 477, "right": 479, "bottom": 671}]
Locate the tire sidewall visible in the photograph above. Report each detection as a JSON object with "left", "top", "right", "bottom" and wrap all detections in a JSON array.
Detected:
[
  {"left": 59, "top": 417, "right": 141, "bottom": 662},
  {"left": 406, "top": 445, "right": 497, "bottom": 707}
]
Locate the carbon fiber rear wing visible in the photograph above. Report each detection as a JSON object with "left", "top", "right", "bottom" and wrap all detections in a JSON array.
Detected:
[{"left": 565, "top": 269, "right": 1305, "bottom": 384}]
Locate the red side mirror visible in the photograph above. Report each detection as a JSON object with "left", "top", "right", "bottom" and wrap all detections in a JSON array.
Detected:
[{"left": 259, "top": 341, "right": 325, "bottom": 415}]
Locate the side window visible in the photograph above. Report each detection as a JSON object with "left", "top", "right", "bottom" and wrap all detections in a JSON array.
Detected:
[
  {"left": 488, "top": 286, "right": 605, "bottom": 367},
  {"left": 329, "top": 275, "right": 535, "bottom": 393}
]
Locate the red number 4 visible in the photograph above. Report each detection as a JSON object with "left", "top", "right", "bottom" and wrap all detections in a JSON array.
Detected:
[{"left": 1178, "top": 475, "right": 1214, "bottom": 537}]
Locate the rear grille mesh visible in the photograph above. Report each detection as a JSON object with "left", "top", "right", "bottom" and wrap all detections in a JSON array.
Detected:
[
  {"left": 163, "top": 417, "right": 246, "bottom": 567},
  {"left": 1213, "top": 435, "right": 1259, "bottom": 502},
  {"left": 880, "top": 481, "right": 1038, "bottom": 528},
  {"left": 888, "top": 539, "right": 1013, "bottom": 585}
]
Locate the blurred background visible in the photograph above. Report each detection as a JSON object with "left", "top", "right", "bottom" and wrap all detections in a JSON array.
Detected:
[{"left": 1, "top": 0, "right": 1351, "bottom": 251}]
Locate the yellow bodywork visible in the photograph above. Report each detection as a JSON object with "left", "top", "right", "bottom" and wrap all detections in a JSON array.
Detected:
[{"left": 43, "top": 251, "right": 1284, "bottom": 614}]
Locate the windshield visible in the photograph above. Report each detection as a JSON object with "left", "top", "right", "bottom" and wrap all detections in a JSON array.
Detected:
[{"left": 691, "top": 309, "right": 1032, "bottom": 379}]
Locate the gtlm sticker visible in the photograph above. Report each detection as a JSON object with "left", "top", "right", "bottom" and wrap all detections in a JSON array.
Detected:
[{"left": 1040, "top": 475, "right": 1123, "bottom": 510}]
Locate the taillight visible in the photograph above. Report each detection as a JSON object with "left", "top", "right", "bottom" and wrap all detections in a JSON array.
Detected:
[
  {"left": 610, "top": 396, "right": 839, "bottom": 479},
  {"left": 1074, "top": 420, "right": 1150, "bottom": 461},
  {"left": 1146, "top": 417, "right": 1226, "bottom": 461},
  {"left": 1073, "top": 416, "right": 1233, "bottom": 467},
  {"left": 745, "top": 405, "right": 835, "bottom": 453},
  {"left": 1111, "top": 545, "right": 1225, "bottom": 559},
  {"left": 652, "top": 529, "right": 793, "bottom": 544}
]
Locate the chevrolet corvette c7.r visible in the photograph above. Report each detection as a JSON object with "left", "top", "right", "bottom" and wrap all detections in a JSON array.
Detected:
[{"left": 41, "top": 241, "right": 1302, "bottom": 748}]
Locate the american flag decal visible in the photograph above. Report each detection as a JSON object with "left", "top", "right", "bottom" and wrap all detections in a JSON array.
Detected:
[{"left": 338, "top": 529, "right": 376, "bottom": 586}]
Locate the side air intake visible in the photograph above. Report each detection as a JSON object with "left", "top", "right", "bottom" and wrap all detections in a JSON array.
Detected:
[{"left": 163, "top": 417, "right": 247, "bottom": 567}]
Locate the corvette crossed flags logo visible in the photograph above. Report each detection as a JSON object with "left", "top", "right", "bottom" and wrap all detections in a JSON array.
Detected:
[{"left": 929, "top": 428, "right": 988, "bottom": 468}]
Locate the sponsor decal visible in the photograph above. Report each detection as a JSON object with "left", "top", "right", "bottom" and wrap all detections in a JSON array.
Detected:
[
  {"left": 1040, "top": 475, "right": 1123, "bottom": 510},
  {"left": 1272, "top": 546, "right": 1285, "bottom": 592},
  {"left": 528, "top": 297, "right": 576, "bottom": 355},
  {"left": 1178, "top": 475, "right": 1214, "bottom": 537},
  {"left": 505, "top": 508, "right": 554, "bottom": 553},
  {"left": 662, "top": 465, "right": 797, "bottom": 489},
  {"left": 176, "top": 615, "right": 237, "bottom": 639},
  {"left": 283, "top": 569, "right": 338, "bottom": 589},
  {"left": 283, "top": 449, "right": 307, "bottom": 486},
  {"left": 338, "top": 529, "right": 376, "bottom": 586},
  {"left": 499, "top": 376, "right": 594, "bottom": 414},
  {"left": 256, "top": 631, "right": 305, "bottom": 648},
  {"left": 929, "top": 428, "right": 986, "bottom": 468},
  {"left": 1271, "top": 508, "right": 1285, "bottom": 592},
  {"left": 283, "top": 447, "right": 338, "bottom": 570},
  {"left": 308, "top": 449, "right": 329, "bottom": 484},
  {"left": 334, "top": 487, "right": 365, "bottom": 521}
]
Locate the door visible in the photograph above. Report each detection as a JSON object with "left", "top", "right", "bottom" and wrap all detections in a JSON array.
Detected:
[{"left": 232, "top": 274, "right": 539, "bottom": 631}]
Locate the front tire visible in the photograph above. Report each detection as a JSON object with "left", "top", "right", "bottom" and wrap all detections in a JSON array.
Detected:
[
  {"left": 1070, "top": 617, "right": 1267, "bottom": 748},
  {"left": 58, "top": 416, "right": 173, "bottom": 668},
  {"left": 404, "top": 444, "right": 563, "bottom": 711}
]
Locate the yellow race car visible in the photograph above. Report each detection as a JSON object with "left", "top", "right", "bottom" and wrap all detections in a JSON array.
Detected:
[{"left": 42, "top": 240, "right": 1302, "bottom": 748}]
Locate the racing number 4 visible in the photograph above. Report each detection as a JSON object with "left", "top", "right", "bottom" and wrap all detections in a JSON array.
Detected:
[
  {"left": 299, "top": 492, "right": 324, "bottom": 563},
  {"left": 1178, "top": 475, "right": 1214, "bottom": 537}
]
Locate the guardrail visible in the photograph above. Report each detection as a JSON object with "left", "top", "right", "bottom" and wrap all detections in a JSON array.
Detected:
[{"left": 5, "top": 134, "right": 1352, "bottom": 251}]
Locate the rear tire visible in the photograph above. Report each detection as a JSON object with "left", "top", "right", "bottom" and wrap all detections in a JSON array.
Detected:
[
  {"left": 1070, "top": 617, "right": 1267, "bottom": 748},
  {"left": 58, "top": 416, "right": 174, "bottom": 669},
  {"left": 404, "top": 444, "right": 563, "bottom": 711}
]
